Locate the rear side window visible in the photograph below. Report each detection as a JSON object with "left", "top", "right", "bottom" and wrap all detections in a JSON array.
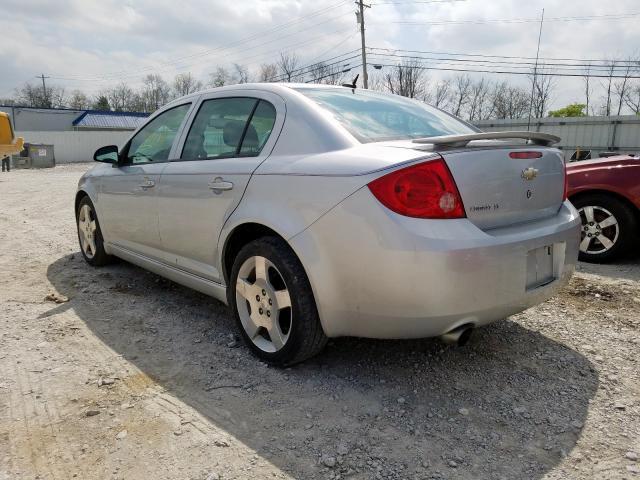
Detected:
[
  {"left": 181, "top": 97, "right": 277, "bottom": 160},
  {"left": 295, "top": 88, "right": 477, "bottom": 143},
  {"left": 239, "top": 101, "right": 277, "bottom": 157}
]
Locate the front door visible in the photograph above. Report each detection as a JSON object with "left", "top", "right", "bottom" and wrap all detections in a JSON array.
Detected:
[
  {"left": 157, "top": 92, "right": 282, "bottom": 283},
  {"left": 98, "top": 103, "right": 192, "bottom": 259}
]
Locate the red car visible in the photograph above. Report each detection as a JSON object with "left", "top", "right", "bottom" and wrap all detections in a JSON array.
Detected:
[{"left": 567, "top": 155, "right": 640, "bottom": 262}]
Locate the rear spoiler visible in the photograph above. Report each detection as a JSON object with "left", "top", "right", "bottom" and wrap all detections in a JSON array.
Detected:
[{"left": 412, "top": 131, "right": 561, "bottom": 147}]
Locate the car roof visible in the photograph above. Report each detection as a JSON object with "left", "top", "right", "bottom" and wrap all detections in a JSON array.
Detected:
[{"left": 173, "top": 82, "right": 345, "bottom": 103}]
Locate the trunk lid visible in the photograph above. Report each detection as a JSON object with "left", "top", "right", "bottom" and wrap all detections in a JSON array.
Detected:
[{"left": 441, "top": 146, "right": 566, "bottom": 230}]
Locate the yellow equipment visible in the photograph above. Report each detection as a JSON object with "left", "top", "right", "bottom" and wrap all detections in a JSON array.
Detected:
[{"left": 0, "top": 112, "right": 24, "bottom": 157}]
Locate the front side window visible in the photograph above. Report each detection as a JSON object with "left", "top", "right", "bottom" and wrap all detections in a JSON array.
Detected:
[
  {"left": 127, "top": 104, "right": 190, "bottom": 164},
  {"left": 295, "top": 88, "right": 477, "bottom": 143}
]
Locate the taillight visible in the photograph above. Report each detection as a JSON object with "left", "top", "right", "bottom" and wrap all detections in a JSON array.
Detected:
[
  {"left": 509, "top": 151, "right": 543, "bottom": 159},
  {"left": 368, "top": 158, "right": 465, "bottom": 219},
  {"left": 563, "top": 166, "right": 568, "bottom": 201}
]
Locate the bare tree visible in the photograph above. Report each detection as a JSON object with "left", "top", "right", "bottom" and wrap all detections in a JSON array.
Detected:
[
  {"left": 367, "top": 71, "right": 386, "bottom": 92},
  {"left": 14, "top": 82, "right": 66, "bottom": 108},
  {"left": 140, "top": 74, "right": 170, "bottom": 112},
  {"left": 624, "top": 83, "right": 640, "bottom": 114},
  {"left": 233, "top": 64, "right": 250, "bottom": 84},
  {"left": 278, "top": 52, "right": 300, "bottom": 82},
  {"left": 309, "top": 63, "right": 326, "bottom": 84},
  {"left": 529, "top": 68, "right": 556, "bottom": 118},
  {"left": 613, "top": 57, "right": 637, "bottom": 115},
  {"left": 209, "top": 67, "right": 230, "bottom": 88},
  {"left": 384, "top": 60, "right": 427, "bottom": 99},
  {"left": 68, "top": 90, "right": 90, "bottom": 110},
  {"left": 308, "top": 61, "right": 346, "bottom": 85},
  {"left": 491, "top": 81, "right": 530, "bottom": 119},
  {"left": 450, "top": 74, "right": 472, "bottom": 117},
  {"left": 14, "top": 83, "right": 43, "bottom": 107},
  {"left": 258, "top": 63, "right": 278, "bottom": 82},
  {"left": 431, "top": 79, "right": 451, "bottom": 110},
  {"left": 601, "top": 59, "right": 617, "bottom": 116},
  {"left": 172, "top": 73, "right": 203, "bottom": 98},
  {"left": 467, "top": 78, "right": 492, "bottom": 121},
  {"left": 107, "top": 82, "right": 136, "bottom": 111}
]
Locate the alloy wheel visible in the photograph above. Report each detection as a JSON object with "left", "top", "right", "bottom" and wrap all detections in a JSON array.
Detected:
[
  {"left": 78, "top": 204, "right": 98, "bottom": 259},
  {"left": 235, "top": 255, "right": 293, "bottom": 353},
  {"left": 578, "top": 205, "right": 619, "bottom": 255}
]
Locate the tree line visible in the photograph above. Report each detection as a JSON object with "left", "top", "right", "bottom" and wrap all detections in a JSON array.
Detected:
[
  {"left": 2, "top": 52, "right": 639, "bottom": 120},
  {"left": 374, "top": 56, "right": 640, "bottom": 120}
]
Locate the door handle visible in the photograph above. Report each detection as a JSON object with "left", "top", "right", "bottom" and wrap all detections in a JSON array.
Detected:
[
  {"left": 208, "top": 177, "right": 233, "bottom": 193},
  {"left": 139, "top": 178, "right": 155, "bottom": 189}
]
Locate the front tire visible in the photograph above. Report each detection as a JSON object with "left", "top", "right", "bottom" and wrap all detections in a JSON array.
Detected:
[
  {"left": 76, "top": 196, "right": 113, "bottom": 266},
  {"left": 571, "top": 193, "right": 638, "bottom": 263},
  {"left": 228, "top": 237, "right": 327, "bottom": 366}
]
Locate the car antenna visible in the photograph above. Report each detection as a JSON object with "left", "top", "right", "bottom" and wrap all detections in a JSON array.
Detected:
[{"left": 341, "top": 74, "right": 359, "bottom": 91}]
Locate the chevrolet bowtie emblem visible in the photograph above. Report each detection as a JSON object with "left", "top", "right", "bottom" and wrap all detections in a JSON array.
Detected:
[{"left": 521, "top": 167, "right": 538, "bottom": 181}]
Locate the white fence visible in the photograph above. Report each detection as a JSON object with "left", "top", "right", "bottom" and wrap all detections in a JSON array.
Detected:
[
  {"left": 475, "top": 115, "right": 640, "bottom": 160},
  {"left": 15, "top": 130, "right": 132, "bottom": 164}
]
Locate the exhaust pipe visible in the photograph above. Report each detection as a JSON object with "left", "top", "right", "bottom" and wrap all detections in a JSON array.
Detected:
[{"left": 439, "top": 325, "right": 473, "bottom": 346}]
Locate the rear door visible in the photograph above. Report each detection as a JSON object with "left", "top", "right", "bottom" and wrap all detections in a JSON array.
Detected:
[
  {"left": 156, "top": 90, "right": 284, "bottom": 282},
  {"left": 98, "top": 103, "right": 192, "bottom": 259}
]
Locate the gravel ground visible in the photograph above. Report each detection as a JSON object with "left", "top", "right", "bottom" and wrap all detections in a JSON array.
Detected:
[{"left": 1, "top": 164, "right": 639, "bottom": 480}]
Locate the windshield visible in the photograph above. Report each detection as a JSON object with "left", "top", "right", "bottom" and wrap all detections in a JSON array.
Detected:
[{"left": 295, "top": 87, "right": 478, "bottom": 143}]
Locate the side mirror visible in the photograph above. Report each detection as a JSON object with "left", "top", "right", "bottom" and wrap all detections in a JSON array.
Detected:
[{"left": 94, "top": 145, "right": 119, "bottom": 164}]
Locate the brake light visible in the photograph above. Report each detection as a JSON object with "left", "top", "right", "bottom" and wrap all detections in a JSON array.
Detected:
[
  {"left": 563, "top": 165, "right": 568, "bottom": 201},
  {"left": 509, "top": 151, "right": 543, "bottom": 159},
  {"left": 368, "top": 158, "right": 465, "bottom": 219}
]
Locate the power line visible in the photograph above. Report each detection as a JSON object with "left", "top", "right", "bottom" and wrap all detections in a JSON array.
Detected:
[
  {"left": 46, "top": 1, "right": 354, "bottom": 82},
  {"left": 372, "top": 0, "right": 465, "bottom": 4},
  {"left": 48, "top": 24, "right": 356, "bottom": 85},
  {"left": 366, "top": 62, "right": 640, "bottom": 79},
  {"left": 367, "top": 46, "right": 640, "bottom": 66},
  {"left": 305, "top": 32, "right": 359, "bottom": 65},
  {"left": 269, "top": 51, "right": 362, "bottom": 83},
  {"left": 365, "top": 52, "right": 638, "bottom": 72},
  {"left": 393, "top": 12, "right": 640, "bottom": 25},
  {"left": 304, "top": 63, "right": 363, "bottom": 83}
]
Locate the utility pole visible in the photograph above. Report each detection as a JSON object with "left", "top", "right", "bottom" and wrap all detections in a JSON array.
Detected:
[
  {"left": 36, "top": 74, "right": 51, "bottom": 108},
  {"left": 356, "top": 0, "right": 370, "bottom": 88},
  {"left": 526, "top": 8, "right": 544, "bottom": 132}
]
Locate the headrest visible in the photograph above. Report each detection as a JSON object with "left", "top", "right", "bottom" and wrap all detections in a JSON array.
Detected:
[{"left": 223, "top": 120, "right": 259, "bottom": 148}]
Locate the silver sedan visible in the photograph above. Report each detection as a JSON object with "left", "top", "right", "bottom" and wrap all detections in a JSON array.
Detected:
[{"left": 76, "top": 84, "right": 580, "bottom": 365}]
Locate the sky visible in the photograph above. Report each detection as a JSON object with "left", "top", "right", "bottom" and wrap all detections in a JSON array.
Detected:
[{"left": 0, "top": 0, "right": 639, "bottom": 111}]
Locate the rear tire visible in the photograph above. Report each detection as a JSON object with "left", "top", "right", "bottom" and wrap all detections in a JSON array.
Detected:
[
  {"left": 571, "top": 193, "right": 638, "bottom": 263},
  {"left": 76, "top": 196, "right": 113, "bottom": 266},
  {"left": 228, "top": 236, "right": 327, "bottom": 366}
]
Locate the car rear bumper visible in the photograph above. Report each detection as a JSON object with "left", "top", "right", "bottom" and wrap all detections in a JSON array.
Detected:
[{"left": 289, "top": 188, "right": 581, "bottom": 339}]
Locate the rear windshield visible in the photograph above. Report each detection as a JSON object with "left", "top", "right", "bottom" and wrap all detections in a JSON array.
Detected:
[{"left": 295, "top": 87, "right": 478, "bottom": 143}]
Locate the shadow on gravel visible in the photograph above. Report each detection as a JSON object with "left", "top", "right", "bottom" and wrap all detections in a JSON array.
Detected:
[
  {"left": 47, "top": 253, "right": 599, "bottom": 480},
  {"left": 577, "top": 252, "right": 640, "bottom": 283}
]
